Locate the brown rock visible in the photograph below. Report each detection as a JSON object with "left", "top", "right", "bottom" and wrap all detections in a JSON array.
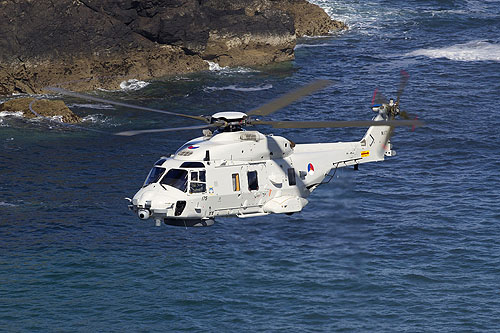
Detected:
[
  {"left": 0, "top": 0, "right": 346, "bottom": 96},
  {"left": 275, "top": 1, "right": 347, "bottom": 36},
  {"left": 0, "top": 98, "right": 81, "bottom": 123}
]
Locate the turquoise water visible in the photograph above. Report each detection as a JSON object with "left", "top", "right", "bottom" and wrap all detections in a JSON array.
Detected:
[{"left": 1, "top": 1, "right": 500, "bottom": 331}]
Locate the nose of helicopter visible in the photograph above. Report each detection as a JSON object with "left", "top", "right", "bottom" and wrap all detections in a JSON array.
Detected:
[{"left": 131, "top": 184, "right": 175, "bottom": 220}]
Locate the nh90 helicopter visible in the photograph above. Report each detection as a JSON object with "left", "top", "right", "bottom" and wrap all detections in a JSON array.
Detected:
[{"left": 49, "top": 72, "right": 421, "bottom": 227}]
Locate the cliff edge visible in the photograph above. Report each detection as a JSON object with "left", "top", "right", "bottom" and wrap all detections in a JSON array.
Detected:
[{"left": 0, "top": 0, "right": 346, "bottom": 95}]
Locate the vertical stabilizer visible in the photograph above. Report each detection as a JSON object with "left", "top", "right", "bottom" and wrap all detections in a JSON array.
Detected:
[{"left": 359, "top": 113, "right": 394, "bottom": 163}]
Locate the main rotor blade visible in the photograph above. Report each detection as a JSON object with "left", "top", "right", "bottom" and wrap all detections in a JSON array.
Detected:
[
  {"left": 251, "top": 119, "right": 423, "bottom": 129},
  {"left": 45, "top": 87, "right": 209, "bottom": 123},
  {"left": 247, "top": 79, "right": 333, "bottom": 117},
  {"left": 115, "top": 123, "right": 219, "bottom": 136}
]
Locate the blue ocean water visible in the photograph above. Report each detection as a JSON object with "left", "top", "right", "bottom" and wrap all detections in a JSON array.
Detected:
[{"left": 1, "top": 0, "right": 500, "bottom": 331}]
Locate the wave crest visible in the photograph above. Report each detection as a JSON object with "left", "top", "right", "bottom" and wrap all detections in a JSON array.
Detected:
[
  {"left": 295, "top": 43, "right": 331, "bottom": 50},
  {"left": 204, "top": 61, "right": 258, "bottom": 74},
  {"left": 0, "top": 201, "right": 18, "bottom": 207},
  {"left": 119, "top": 79, "right": 150, "bottom": 91},
  {"left": 407, "top": 40, "right": 500, "bottom": 62}
]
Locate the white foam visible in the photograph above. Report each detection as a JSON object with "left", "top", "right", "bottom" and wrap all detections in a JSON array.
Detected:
[
  {"left": 295, "top": 43, "right": 332, "bottom": 50},
  {"left": 68, "top": 103, "right": 115, "bottom": 110},
  {"left": 204, "top": 84, "right": 273, "bottom": 92},
  {"left": 0, "top": 201, "right": 18, "bottom": 207},
  {"left": 205, "top": 60, "right": 258, "bottom": 74},
  {"left": 206, "top": 61, "right": 227, "bottom": 71},
  {"left": 308, "top": 0, "right": 413, "bottom": 36},
  {"left": 0, "top": 111, "right": 24, "bottom": 118},
  {"left": 25, "top": 115, "right": 66, "bottom": 124},
  {"left": 407, "top": 40, "right": 500, "bottom": 62},
  {"left": 119, "top": 79, "right": 150, "bottom": 91},
  {"left": 81, "top": 114, "right": 118, "bottom": 127}
]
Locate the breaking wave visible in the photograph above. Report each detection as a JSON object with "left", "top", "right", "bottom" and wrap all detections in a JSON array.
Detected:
[
  {"left": 0, "top": 111, "right": 24, "bottom": 118},
  {"left": 204, "top": 84, "right": 273, "bottom": 92},
  {"left": 0, "top": 201, "right": 18, "bottom": 207},
  {"left": 119, "top": 79, "right": 150, "bottom": 91},
  {"left": 205, "top": 61, "right": 258, "bottom": 74},
  {"left": 81, "top": 114, "right": 119, "bottom": 127},
  {"left": 295, "top": 43, "right": 332, "bottom": 49},
  {"left": 407, "top": 40, "right": 500, "bottom": 62},
  {"left": 206, "top": 61, "right": 226, "bottom": 71}
]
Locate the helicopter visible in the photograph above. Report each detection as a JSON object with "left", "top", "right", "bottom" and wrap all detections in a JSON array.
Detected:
[{"left": 48, "top": 72, "right": 421, "bottom": 227}]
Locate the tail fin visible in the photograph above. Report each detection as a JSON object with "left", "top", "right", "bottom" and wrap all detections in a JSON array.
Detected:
[{"left": 359, "top": 114, "right": 394, "bottom": 163}]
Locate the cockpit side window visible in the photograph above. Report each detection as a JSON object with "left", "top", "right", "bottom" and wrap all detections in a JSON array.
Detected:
[
  {"left": 161, "top": 169, "right": 188, "bottom": 192},
  {"left": 199, "top": 170, "right": 206, "bottom": 182},
  {"left": 190, "top": 182, "right": 206, "bottom": 194},
  {"left": 189, "top": 170, "right": 207, "bottom": 194},
  {"left": 144, "top": 167, "right": 166, "bottom": 186}
]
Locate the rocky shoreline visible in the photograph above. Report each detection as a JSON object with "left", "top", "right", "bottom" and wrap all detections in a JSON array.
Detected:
[{"left": 0, "top": 0, "right": 345, "bottom": 96}]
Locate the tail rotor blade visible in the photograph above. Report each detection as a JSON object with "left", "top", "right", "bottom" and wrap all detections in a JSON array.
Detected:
[
  {"left": 396, "top": 70, "right": 409, "bottom": 105},
  {"left": 400, "top": 110, "right": 411, "bottom": 120},
  {"left": 373, "top": 89, "right": 389, "bottom": 106}
]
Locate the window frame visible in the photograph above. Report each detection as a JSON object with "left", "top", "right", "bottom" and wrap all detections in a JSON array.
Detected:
[
  {"left": 144, "top": 166, "right": 166, "bottom": 187},
  {"left": 188, "top": 170, "right": 207, "bottom": 194}
]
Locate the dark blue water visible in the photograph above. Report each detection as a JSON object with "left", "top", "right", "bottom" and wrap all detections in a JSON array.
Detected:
[{"left": 1, "top": 1, "right": 500, "bottom": 331}]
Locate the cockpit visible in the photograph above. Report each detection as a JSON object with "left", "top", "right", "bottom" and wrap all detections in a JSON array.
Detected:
[{"left": 143, "top": 160, "right": 207, "bottom": 194}]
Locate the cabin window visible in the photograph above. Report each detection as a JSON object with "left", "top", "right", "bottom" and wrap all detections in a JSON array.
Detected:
[
  {"left": 247, "top": 171, "right": 259, "bottom": 191},
  {"left": 189, "top": 170, "right": 207, "bottom": 194},
  {"left": 144, "top": 167, "right": 166, "bottom": 186},
  {"left": 232, "top": 173, "right": 240, "bottom": 191},
  {"left": 160, "top": 169, "right": 188, "bottom": 192},
  {"left": 288, "top": 168, "right": 296, "bottom": 186}
]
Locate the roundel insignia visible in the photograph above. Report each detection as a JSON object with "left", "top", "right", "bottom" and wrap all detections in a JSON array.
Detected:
[
  {"left": 188, "top": 145, "right": 199, "bottom": 149},
  {"left": 307, "top": 163, "right": 315, "bottom": 175}
]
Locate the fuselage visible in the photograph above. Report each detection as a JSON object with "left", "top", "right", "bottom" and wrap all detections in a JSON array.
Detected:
[{"left": 130, "top": 115, "right": 393, "bottom": 226}]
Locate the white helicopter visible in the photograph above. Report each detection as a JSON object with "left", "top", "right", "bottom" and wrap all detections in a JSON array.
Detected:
[{"left": 49, "top": 73, "right": 421, "bottom": 227}]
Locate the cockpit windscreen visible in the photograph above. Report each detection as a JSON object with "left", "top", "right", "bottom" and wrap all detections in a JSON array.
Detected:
[{"left": 161, "top": 169, "right": 188, "bottom": 192}]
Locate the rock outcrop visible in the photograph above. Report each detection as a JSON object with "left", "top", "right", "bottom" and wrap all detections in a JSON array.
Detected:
[
  {"left": 0, "top": 0, "right": 346, "bottom": 95},
  {"left": 0, "top": 98, "right": 81, "bottom": 123}
]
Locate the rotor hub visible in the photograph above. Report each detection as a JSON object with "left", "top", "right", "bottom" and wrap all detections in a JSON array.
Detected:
[{"left": 211, "top": 111, "right": 248, "bottom": 132}]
